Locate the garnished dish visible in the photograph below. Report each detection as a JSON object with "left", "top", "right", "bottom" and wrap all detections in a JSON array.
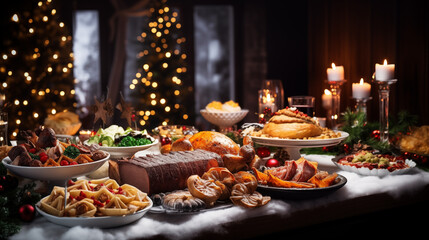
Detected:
[
  {"left": 87, "top": 125, "right": 155, "bottom": 147},
  {"left": 7, "top": 127, "right": 108, "bottom": 167},
  {"left": 36, "top": 178, "right": 152, "bottom": 228},
  {"left": 333, "top": 150, "right": 416, "bottom": 177},
  {"left": 252, "top": 157, "right": 347, "bottom": 199},
  {"left": 152, "top": 125, "right": 198, "bottom": 142},
  {"left": 244, "top": 107, "right": 341, "bottom": 140}
]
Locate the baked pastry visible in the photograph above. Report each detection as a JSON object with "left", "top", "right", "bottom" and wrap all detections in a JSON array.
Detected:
[
  {"left": 162, "top": 190, "right": 206, "bottom": 212},
  {"left": 399, "top": 125, "right": 429, "bottom": 155},
  {"left": 262, "top": 107, "right": 322, "bottom": 139}
]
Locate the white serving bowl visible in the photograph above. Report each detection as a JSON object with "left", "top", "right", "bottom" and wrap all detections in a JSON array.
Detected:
[{"left": 200, "top": 109, "right": 249, "bottom": 127}]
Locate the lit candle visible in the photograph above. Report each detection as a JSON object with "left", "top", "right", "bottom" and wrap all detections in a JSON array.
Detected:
[
  {"left": 79, "top": 130, "right": 93, "bottom": 142},
  {"left": 262, "top": 91, "right": 277, "bottom": 112},
  {"left": 352, "top": 78, "right": 371, "bottom": 99},
  {"left": 326, "top": 63, "right": 344, "bottom": 81},
  {"left": 375, "top": 59, "right": 395, "bottom": 81},
  {"left": 322, "top": 89, "right": 332, "bottom": 109}
]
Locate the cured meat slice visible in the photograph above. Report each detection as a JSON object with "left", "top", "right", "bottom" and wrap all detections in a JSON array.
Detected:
[
  {"left": 291, "top": 159, "right": 317, "bottom": 182},
  {"left": 283, "top": 161, "right": 297, "bottom": 180},
  {"left": 112, "top": 149, "right": 224, "bottom": 195}
]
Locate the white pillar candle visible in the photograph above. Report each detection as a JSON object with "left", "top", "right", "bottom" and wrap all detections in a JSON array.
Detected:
[
  {"left": 375, "top": 59, "right": 395, "bottom": 81},
  {"left": 322, "top": 89, "right": 332, "bottom": 109},
  {"left": 352, "top": 78, "right": 371, "bottom": 99},
  {"left": 326, "top": 63, "right": 344, "bottom": 81}
]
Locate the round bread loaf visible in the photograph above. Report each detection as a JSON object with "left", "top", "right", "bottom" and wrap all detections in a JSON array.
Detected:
[
  {"left": 262, "top": 107, "right": 323, "bottom": 139},
  {"left": 262, "top": 122, "right": 322, "bottom": 139}
]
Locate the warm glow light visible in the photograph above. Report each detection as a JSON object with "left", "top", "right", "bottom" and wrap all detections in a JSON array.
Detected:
[
  {"left": 60, "top": 91, "right": 65, "bottom": 96},
  {"left": 12, "top": 14, "right": 19, "bottom": 22},
  {"left": 359, "top": 78, "right": 364, "bottom": 85},
  {"left": 383, "top": 59, "right": 388, "bottom": 65},
  {"left": 324, "top": 89, "right": 332, "bottom": 95},
  {"left": 331, "top": 63, "right": 336, "bottom": 70},
  {"left": 33, "top": 113, "right": 39, "bottom": 118},
  {"left": 51, "top": 109, "right": 56, "bottom": 114}
]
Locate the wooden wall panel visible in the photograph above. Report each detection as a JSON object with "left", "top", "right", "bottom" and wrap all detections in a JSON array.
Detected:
[{"left": 308, "top": 0, "right": 429, "bottom": 125}]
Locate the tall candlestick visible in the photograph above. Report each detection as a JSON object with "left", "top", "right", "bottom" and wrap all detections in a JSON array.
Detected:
[
  {"left": 374, "top": 59, "right": 397, "bottom": 143},
  {"left": 326, "top": 63, "right": 346, "bottom": 129},
  {"left": 326, "top": 63, "right": 344, "bottom": 81}
]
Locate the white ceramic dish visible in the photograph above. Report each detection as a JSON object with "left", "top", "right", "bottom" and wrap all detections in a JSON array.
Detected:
[
  {"left": 200, "top": 109, "right": 249, "bottom": 127},
  {"left": 36, "top": 196, "right": 152, "bottom": 228},
  {"left": 85, "top": 139, "right": 159, "bottom": 159},
  {"left": 333, "top": 158, "right": 417, "bottom": 177},
  {"left": 1, "top": 153, "right": 110, "bottom": 181},
  {"left": 332, "top": 155, "right": 416, "bottom": 177},
  {"left": 251, "top": 131, "right": 349, "bottom": 147}
]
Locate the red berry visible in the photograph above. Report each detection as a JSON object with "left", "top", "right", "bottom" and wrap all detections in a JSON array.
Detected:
[
  {"left": 256, "top": 147, "right": 271, "bottom": 158},
  {"left": 40, "top": 155, "right": 48, "bottom": 163},
  {"left": 68, "top": 180, "right": 75, "bottom": 186},
  {"left": 29, "top": 148, "right": 36, "bottom": 154},
  {"left": 60, "top": 160, "right": 69, "bottom": 166},
  {"left": 69, "top": 161, "right": 78, "bottom": 165},
  {"left": 161, "top": 137, "right": 171, "bottom": 146}
]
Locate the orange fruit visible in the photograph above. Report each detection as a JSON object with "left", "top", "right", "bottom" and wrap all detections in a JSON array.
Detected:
[
  {"left": 230, "top": 183, "right": 270, "bottom": 208},
  {"left": 187, "top": 175, "right": 222, "bottom": 206}
]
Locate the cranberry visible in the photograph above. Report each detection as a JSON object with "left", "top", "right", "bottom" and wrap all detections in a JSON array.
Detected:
[{"left": 60, "top": 160, "right": 69, "bottom": 166}]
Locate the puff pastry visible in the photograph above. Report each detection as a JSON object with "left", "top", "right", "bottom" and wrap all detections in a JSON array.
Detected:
[{"left": 262, "top": 107, "right": 323, "bottom": 139}]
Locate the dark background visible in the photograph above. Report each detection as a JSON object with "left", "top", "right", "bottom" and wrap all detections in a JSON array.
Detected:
[{"left": 1, "top": 0, "right": 428, "bottom": 125}]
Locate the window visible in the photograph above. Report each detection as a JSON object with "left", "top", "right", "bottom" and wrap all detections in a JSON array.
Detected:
[
  {"left": 194, "top": 5, "right": 235, "bottom": 113},
  {"left": 72, "top": 10, "right": 101, "bottom": 108}
]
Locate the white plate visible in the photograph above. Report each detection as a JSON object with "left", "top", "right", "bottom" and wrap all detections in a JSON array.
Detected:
[
  {"left": 332, "top": 157, "right": 416, "bottom": 177},
  {"left": 84, "top": 139, "right": 159, "bottom": 159},
  {"left": 36, "top": 196, "right": 152, "bottom": 228},
  {"left": 251, "top": 131, "right": 349, "bottom": 147},
  {"left": 1, "top": 153, "right": 110, "bottom": 181}
]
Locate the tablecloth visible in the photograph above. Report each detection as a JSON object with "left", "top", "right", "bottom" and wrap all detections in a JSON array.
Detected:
[{"left": 10, "top": 154, "right": 429, "bottom": 240}]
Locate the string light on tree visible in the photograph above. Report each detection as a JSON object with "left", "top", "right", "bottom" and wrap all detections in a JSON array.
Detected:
[
  {"left": 0, "top": 0, "right": 76, "bottom": 138},
  {"left": 129, "top": 0, "right": 193, "bottom": 128}
]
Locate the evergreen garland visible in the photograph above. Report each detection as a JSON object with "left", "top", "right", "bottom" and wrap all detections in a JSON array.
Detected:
[
  {"left": 0, "top": 163, "right": 41, "bottom": 239},
  {"left": 302, "top": 108, "right": 418, "bottom": 155}
]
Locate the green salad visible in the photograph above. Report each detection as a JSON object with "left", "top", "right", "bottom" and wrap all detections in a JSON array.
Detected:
[{"left": 87, "top": 125, "right": 154, "bottom": 147}]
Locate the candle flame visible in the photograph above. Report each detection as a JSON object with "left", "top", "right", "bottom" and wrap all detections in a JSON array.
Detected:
[
  {"left": 324, "top": 89, "right": 332, "bottom": 95},
  {"left": 359, "top": 78, "right": 364, "bottom": 85},
  {"left": 383, "top": 59, "right": 388, "bottom": 65},
  {"left": 331, "top": 63, "right": 336, "bottom": 69}
]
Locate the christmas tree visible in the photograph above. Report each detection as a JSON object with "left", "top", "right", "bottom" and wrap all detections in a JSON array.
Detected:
[
  {"left": 0, "top": 0, "right": 76, "bottom": 139},
  {"left": 129, "top": 0, "right": 193, "bottom": 129}
]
